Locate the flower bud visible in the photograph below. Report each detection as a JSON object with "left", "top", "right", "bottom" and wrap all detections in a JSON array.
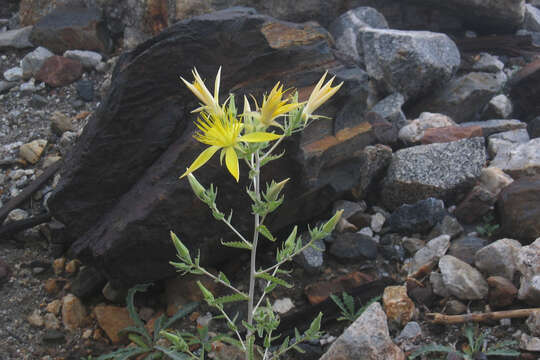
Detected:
[{"left": 187, "top": 172, "right": 206, "bottom": 200}]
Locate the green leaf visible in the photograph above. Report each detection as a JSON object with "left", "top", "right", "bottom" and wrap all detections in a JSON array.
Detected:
[
  {"left": 153, "top": 346, "right": 191, "bottom": 360},
  {"left": 197, "top": 281, "right": 215, "bottom": 303},
  {"left": 126, "top": 283, "right": 152, "bottom": 330},
  {"left": 256, "top": 272, "right": 292, "bottom": 288},
  {"left": 118, "top": 326, "right": 152, "bottom": 345},
  {"left": 221, "top": 240, "right": 252, "bottom": 250},
  {"left": 293, "top": 345, "right": 306, "bottom": 354},
  {"left": 484, "top": 349, "right": 520, "bottom": 356},
  {"left": 322, "top": 209, "right": 343, "bottom": 235},
  {"left": 128, "top": 333, "right": 150, "bottom": 349},
  {"left": 213, "top": 293, "right": 249, "bottom": 304},
  {"left": 218, "top": 272, "right": 231, "bottom": 285},
  {"left": 171, "top": 231, "right": 192, "bottom": 263},
  {"left": 152, "top": 315, "right": 164, "bottom": 342},
  {"left": 307, "top": 312, "right": 323, "bottom": 336},
  {"left": 95, "top": 347, "right": 148, "bottom": 360},
  {"left": 257, "top": 224, "right": 275, "bottom": 242}
]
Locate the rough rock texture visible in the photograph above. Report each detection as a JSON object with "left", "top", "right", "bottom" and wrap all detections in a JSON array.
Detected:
[
  {"left": 509, "top": 59, "right": 540, "bottom": 119},
  {"left": 490, "top": 138, "right": 540, "bottom": 178},
  {"left": 411, "top": 72, "right": 507, "bottom": 123},
  {"left": 461, "top": 119, "right": 526, "bottom": 137},
  {"left": 319, "top": 302, "right": 405, "bottom": 360},
  {"left": 29, "top": 6, "right": 112, "bottom": 54},
  {"left": 482, "top": 94, "right": 513, "bottom": 120},
  {"left": 387, "top": 197, "right": 446, "bottom": 234},
  {"left": 439, "top": 255, "right": 489, "bottom": 300},
  {"left": 525, "top": 4, "right": 540, "bottom": 32},
  {"left": 329, "top": 6, "right": 388, "bottom": 64},
  {"left": 448, "top": 235, "right": 488, "bottom": 265},
  {"left": 35, "top": 56, "right": 83, "bottom": 87},
  {"left": 94, "top": 305, "right": 134, "bottom": 344},
  {"left": 362, "top": 28, "right": 460, "bottom": 101},
  {"left": 421, "top": 126, "right": 483, "bottom": 145},
  {"left": 21, "top": 47, "right": 54, "bottom": 79},
  {"left": 475, "top": 238, "right": 521, "bottom": 280},
  {"left": 382, "top": 285, "right": 415, "bottom": 326},
  {"left": 498, "top": 176, "right": 540, "bottom": 244},
  {"left": 0, "top": 27, "right": 34, "bottom": 49},
  {"left": 408, "top": 235, "right": 450, "bottom": 276},
  {"left": 488, "top": 129, "right": 530, "bottom": 158},
  {"left": 48, "top": 8, "right": 377, "bottom": 286},
  {"left": 516, "top": 238, "right": 540, "bottom": 305},
  {"left": 398, "top": 112, "right": 456, "bottom": 144},
  {"left": 351, "top": 144, "right": 392, "bottom": 200},
  {"left": 487, "top": 276, "right": 518, "bottom": 308},
  {"left": 381, "top": 137, "right": 486, "bottom": 210}
]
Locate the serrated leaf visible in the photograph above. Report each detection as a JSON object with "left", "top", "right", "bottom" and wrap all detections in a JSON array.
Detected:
[
  {"left": 264, "top": 283, "right": 277, "bottom": 294},
  {"left": 279, "top": 336, "right": 290, "bottom": 353},
  {"left": 257, "top": 224, "right": 275, "bottom": 242},
  {"left": 214, "top": 293, "right": 249, "bottom": 304},
  {"left": 221, "top": 240, "right": 252, "bottom": 250},
  {"left": 218, "top": 272, "right": 231, "bottom": 285},
  {"left": 256, "top": 272, "right": 292, "bottom": 288}
]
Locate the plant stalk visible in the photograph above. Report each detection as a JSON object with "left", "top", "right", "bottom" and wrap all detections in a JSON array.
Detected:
[{"left": 247, "top": 151, "right": 261, "bottom": 338}]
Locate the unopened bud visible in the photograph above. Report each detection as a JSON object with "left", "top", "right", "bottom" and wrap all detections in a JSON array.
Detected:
[{"left": 187, "top": 172, "right": 206, "bottom": 200}]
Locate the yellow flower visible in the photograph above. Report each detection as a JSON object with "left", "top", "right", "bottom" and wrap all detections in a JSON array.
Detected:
[
  {"left": 301, "top": 71, "right": 343, "bottom": 121},
  {"left": 181, "top": 112, "right": 281, "bottom": 181},
  {"left": 253, "top": 83, "right": 301, "bottom": 128},
  {"left": 180, "top": 67, "right": 225, "bottom": 119}
]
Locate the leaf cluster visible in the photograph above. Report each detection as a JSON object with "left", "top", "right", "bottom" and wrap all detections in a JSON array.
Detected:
[{"left": 330, "top": 292, "right": 381, "bottom": 323}]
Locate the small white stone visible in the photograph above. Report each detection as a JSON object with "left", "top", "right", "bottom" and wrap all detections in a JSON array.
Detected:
[
  {"left": 272, "top": 298, "right": 294, "bottom": 314},
  {"left": 3, "top": 67, "right": 23, "bottom": 82},
  {"left": 371, "top": 213, "right": 385, "bottom": 233}
]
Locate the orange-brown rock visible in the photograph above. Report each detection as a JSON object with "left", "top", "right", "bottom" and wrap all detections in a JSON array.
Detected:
[
  {"left": 304, "top": 271, "right": 375, "bottom": 305},
  {"left": 52, "top": 257, "right": 66, "bottom": 275},
  {"left": 62, "top": 293, "right": 86, "bottom": 331},
  {"left": 44, "top": 277, "right": 66, "bottom": 294},
  {"left": 94, "top": 305, "right": 135, "bottom": 344},
  {"left": 487, "top": 276, "right": 518, "bottom": 308},
  {"left": 421, "top": 125, "right": 483, "bottom": 144},
  {"left": 65, "top": 259, "right": 80, "bottom": 274},
  {"left": 383, "top": 285, "right": 415, "bottom": 326},
  {"left": 145, "top": 0, "right": 168, "bottom": 35},
  {"left": 165, "top": 274, "right": 220, "bottom": 316},
  {"left": 36, "top": 56, "right": 83, "bottom": 87},
  {"left": 46, "top": 299, "right": 62, "bottom": 315}
]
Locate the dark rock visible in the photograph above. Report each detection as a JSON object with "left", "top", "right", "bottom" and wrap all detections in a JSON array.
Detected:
[
  {"left": 487, "top": 276, "right": 518, "bottom": 308},
  {"left": 41, "top": 329, "right": 65, "bottom": 344},
  {"left": 29, "top": 94, "right": 48, "bottom": 108},
  {"left": 448, "top": 235, "right": 488, "bottom": 265},
  {"left": 75, "top": 79, "right": 93, "bottom": 102},
  {"left": 411, "top": 72, "right": 507, "bottom": 123},
  {"left": 0, "top": 258, "right": 11, "bottom": 284},
  {"left": 381, "top": 137, "right": 486, "bottom": 210},
  {"left": 0, "top": 26, "right": 33, "bottom": 49},
  {"left": 294, "top": 235, "right": 325, "bottom": 275},
  {"left": 304, "top": 271, "right": 374, "bottom": 305},
  {"left": 29, "top": 6, "right": 112, "bottom": 54},
  {"left": 387, "top": 198, "right": 446, "bottom": 234},
  {"left": 329, "top": 233, "right": 378, "bottom": 260},
  {"left": 352, "top": 143, "right": 392, "bottom": 200},
  {"left": 36, "top": 56, "right": 83, "bottom": 87},
  {"left": 528, "top": 116, "right": 540, "bottom": 138},
  {"left": 509, "top": 58, "right": 540, "bottom": 119},
  {"left": 362, "top": 28, "right": 460, "bottom": 101},
  {"left": 497, "top": 175, "right": 540, "bottom": 244},
  {"left": 406, "top": 281, "right": 435, "bottom": 307},
  {"left": 454, "top": 185, "right": 496, "bottom": 224},
  {"left": 47, "top": 8, "right": 377, "bottom": 286},
  {"left": 367, "top": 112, "right": 398, "bottom": 145},
  {"left": 71, "top": 265, "right": 106, "bottom": 298},
  {"left": 428, "top": 215, "right": 463, "bottom": 240},
  {"left": 0, "top": 80, "right": 18, "bottom": 94},
  {"left": 329, "top": 6, "right": 388, "bottom": 64}
]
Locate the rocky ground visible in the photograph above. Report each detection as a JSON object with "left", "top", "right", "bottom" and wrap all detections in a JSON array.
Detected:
[{"left": 2, "top": 1, "right": 540, "bottom": 360}]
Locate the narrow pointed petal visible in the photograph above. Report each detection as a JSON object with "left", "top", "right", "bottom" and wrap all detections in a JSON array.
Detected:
[
  {"left": 224, "top": 147, "right": 239, "bottom": 181},
  {"left": 239, "top": 132, "right": 281, "bottom": 143},
  {"left": 214, "top": 66, "right": 222, "bottom": 102},
  {"left": 180, "top": 145, "right": 219, "bottom": 178}
]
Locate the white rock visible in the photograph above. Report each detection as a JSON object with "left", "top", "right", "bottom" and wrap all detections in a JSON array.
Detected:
[
  {"left": 478, "top": 167, "right": 513, "bottom": 196},
  {"left": 491, "top": 138, "right": 540, "bottom": 178},
  {"left": 3, "top": 67, "right": 23, "bottom": 82},
  {"left": 520, "top": 333, "right": 540, "bottom": 352},
  {"left": 439, "top": 255, "right": 488, "bottom": 300},
  {"left": 488, "top": 129, "right": 530, "bottom": 157},
  {"left": 20, "top": 78, "right": 36, "bottom": 92},
  {"left": 272, "top": 298, "right": 294, "bottom": 314},
  {"left": 371, "top": 213, "right": 385, "bottom": 233},
  {"left": 3, "top": 208, "right": 29, "bottom": 225},
  {"left": 409, "top": 235, "right": 450, "bottom": 275},
  {"left": 0, "top": 26, "right": 33, "bottom": 49},
  {"left": 472, "top": 53, "right": 504, "bottom": 73},
  {"left": 63, "top": 50, "right": 103, "bottom": 69},
  {"left": 525, "top": 4, "right": 540, "bottom": 32},
  {"left": 483, "top": 94, "right": 513, "bottom": 119},
  {"left": 475, "top": 238, "right": 522, "bottom": 280},
  {"left": 398, "top": 112, "right": 455, "bottom": 143}
]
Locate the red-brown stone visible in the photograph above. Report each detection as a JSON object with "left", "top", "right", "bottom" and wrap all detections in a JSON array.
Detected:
[
  {"left": 36, "top": 56, "right": 82, "bottom": 87},
  {"left": 487, "top": 276, "right": 518, "bottom": 308},
  {"left": 421, "top": 125, "right": 483, "bottom": 144}
]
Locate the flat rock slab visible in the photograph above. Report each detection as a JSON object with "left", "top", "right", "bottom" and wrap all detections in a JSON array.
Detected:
[{"left": 382, "top": 137, "right": 486, "bottom": 210}]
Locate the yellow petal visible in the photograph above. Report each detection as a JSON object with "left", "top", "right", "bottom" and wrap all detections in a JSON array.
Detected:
[
  {"left": 224, "top": 147, "right": 239, "bottom": 182},
  {"left": 180, "top": 145, "right": 219, "bottom": 178},
  {"left": 239, "top": 132, "right": 281, "bottom": 143}
]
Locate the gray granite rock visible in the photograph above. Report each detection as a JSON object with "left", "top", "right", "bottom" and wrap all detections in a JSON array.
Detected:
[
  {"left": 0, "top": 26, "right": 33, "bottom": 49},
  {"left": 362, "top": 28, "right": 460, "bottom": 101},
  {"left": 448, "top": 235, "right": 488, "bottom": 265},
  {"left": 428, "top": 215, "right": 463, "bottom": 240},
  {"left": 21, "top": 46, "right": 54, "bottom": 79},
  {"left": 369, "top": 93, "right": 407, "bottom": 129},
  {"left": 439, "top": 255, "right": 489, "bottom": 300},
  {"left": 352, "top": 144, "right": 392, "bottom": 200},
  {"left": 329, "top": 6, "right": 388, "bottom": 64},
  {"left": 294, "top": 235, "right": 326, "bottom": 275},
  {"left": 412, "top": 72, "right": 507, "bottom": 123},
  {"left": 490, "top": 138, "right": 540, "bottom": 178},
  {"left": 430, "top": 271, "right": 450, "bottom": 297},
  {"left": 475, "top": 238, "right": 522, "bottom": 280},
  {"left": 319, "top": 302, "right": 405, "bottom": 360},
  {"left": 0, "top": 80, "right": 17, "bottom": 93},
  {"left": 382, "top": 137, "right": 486, "bottom": 209}
]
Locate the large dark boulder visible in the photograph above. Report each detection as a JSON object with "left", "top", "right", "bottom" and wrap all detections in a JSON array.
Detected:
[{"left": 48, "top": 8, "right": 376, "bottom": 286}]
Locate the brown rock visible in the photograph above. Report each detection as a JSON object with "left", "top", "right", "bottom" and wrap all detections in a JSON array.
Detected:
[
  {"left": 509, "top": 58, "right": 540, "bottom": 119},
  {"left": 94, "top": 305, "right": 135, "bottom": 344},
  {"left": 421, "top": 125, "right": 483, "bottom": 144},
  {"left": 44, "top": 313, "right": 60, "bottom": 330},
  {"left": 62, "top": 293, "right": 86, "bottom": 331},
  {"left": 44, "top": 277, "right": 65, "bottom": 294},
  {"left": 65, "top": 259, "right": 80, "bottom": 274},
  {"left": 383, "top": 285, "right": 415, "bottom": 326},
  {"left": 455, "top": 185, "right": 496, "bottom": 224},
  {"left": 304, "top": 271, "right": 374, "bottom": 305},
  {"left": 36, "top": 56, "right": 83, "bottom": 87},
  {"left": 19, "top": 139, "right": 47, "bottom": 164},
  {"left": 0, "top": 258, "right": 11, "bottom": 283},
  {"left": 50, "top": 111, "right": 73, "bottom": 135},
  {"left": 46, "top": 299, "right": 62, "bottom": 315},
  {"left": 19, "top": 0, "right": 57, "bottom": 26},
  {"left": 497, "top": 175, "right": 540, "bottom": 244},
  {"left": 487, "top": 276, "right": 518, "bottom": 308},
  {"left": 53, "top": 257, "right": 66, "bottom": 275},
  {"left": 27, "top": 309, "right": 44, "bottom": 327}
]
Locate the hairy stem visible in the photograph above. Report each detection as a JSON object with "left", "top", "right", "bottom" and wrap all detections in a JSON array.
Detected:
[{"left": 247, "top": 151, "right": 261, "bottom": 342}]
